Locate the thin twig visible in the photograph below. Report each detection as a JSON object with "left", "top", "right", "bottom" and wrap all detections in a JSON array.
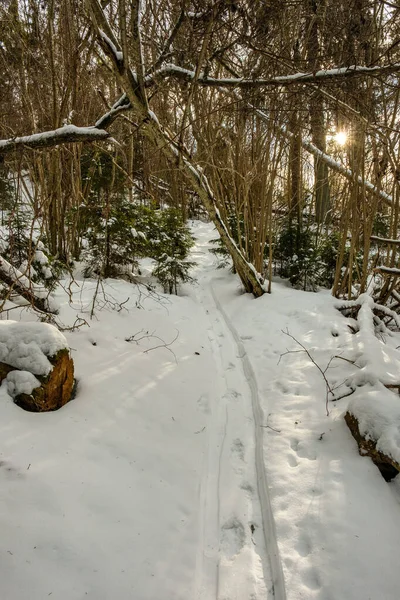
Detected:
[{"left": 281, "top": 328, "right": 334, "bottom": 416}]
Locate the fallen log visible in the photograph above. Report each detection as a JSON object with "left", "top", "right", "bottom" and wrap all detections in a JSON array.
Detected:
[
  {"left": 345, "top": 411, "right": 400, "bottom": 481},
  {"left": 0, "top": 256, "right": 57, "bottom": 314}
]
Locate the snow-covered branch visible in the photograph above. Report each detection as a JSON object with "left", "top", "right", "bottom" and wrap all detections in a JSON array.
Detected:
[
  {"left": 370, "top": 235, "right": 400, "bottom": 246},
  {"left": 95, "top": 93, "right": 132, "bottom": 129},
  {"left": 374, "top": 266, "right": 400, "bottom": 276},
  {"left": 146, "top": 62, "right": 400, "bottom": 89},
  {"left": 0, "top": 125, "right": 111, "bottom": 156}
]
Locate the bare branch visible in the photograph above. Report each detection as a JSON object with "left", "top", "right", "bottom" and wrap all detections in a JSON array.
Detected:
[
  {"left": 150, "top": 9, "right": 186, "bottom": 73},
  {"left": 281, "top": 328, "right": 334, "bottom": 416}
]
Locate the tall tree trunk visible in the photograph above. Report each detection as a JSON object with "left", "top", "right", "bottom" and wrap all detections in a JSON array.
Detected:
[{"left": 305, "top": 0, "right": 330, "bottom": 225}]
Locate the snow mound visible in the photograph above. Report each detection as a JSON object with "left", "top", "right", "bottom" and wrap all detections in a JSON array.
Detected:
[
  {"left": 6, "top": 370, "right": 41, "bottom": 397},
  {"left": 348, "top": 385, "right": 400, "bottom": 465},
  {"left": 0, "top": 321, "right": 68, "bottom": 376}
]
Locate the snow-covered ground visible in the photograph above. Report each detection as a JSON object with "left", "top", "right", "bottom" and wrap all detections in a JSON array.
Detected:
[{"left": 1, "top": 221, "right": 400, "bottom": 600}]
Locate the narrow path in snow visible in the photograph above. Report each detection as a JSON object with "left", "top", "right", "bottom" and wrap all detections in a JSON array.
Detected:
[
  {"left": 209, "top": 283, "right": 286, "bottom": 600},
  {"left": 191, "top": 236, "right": 286, "bottom": 600}
]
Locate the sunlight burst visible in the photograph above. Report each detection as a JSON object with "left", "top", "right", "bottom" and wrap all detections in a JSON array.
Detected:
[{"left": 334, "top": 131, "right": 348, "bottom": 146}]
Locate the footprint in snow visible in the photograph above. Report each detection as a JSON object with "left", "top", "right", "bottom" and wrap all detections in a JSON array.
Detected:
[
  {"left": 197, "top": 394, "right": 210, "bottom": 414},
  {"left": 220, "top": 517, "right": 245, "bottom": 558},
  {"left": 290, "top": 438, "right": 317, "bottom": 460},
  {"left": 240, "top": 481, "right": 254, "bottom": 495},
  {"left": 0, "top": 460, "right": 23, "bottom": 480},
  {"left": 301, "top": 567, "right": 322, "bottom": 591},
  {"left": 223, "top": 389, "right": 241, "bottom": 401},
  {"left": 231, "top": 438, "right": 245, "bottom": 461},
  {"left": 295, "top": 534, "right": 312, "bottom": 557},
  {"left": 275, "top": 380, "right": 290, "bottom": 394}
]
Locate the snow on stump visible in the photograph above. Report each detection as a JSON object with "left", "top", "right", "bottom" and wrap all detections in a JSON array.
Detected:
[
  {"left": 0, "top": 321, "right": 74, "bottom": 412},
  {"left": 345, "top": 387, "right": 400, "bottom": 481}
]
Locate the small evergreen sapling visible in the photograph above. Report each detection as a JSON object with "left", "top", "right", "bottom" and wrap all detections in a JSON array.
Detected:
[
  {"left": 153, "top": 253, "right": 196, "bottom": 294},
  {"left": 152, "top": 209, "right": 195, "bottom": 294},
  {"left": 0, "top": 184, "right": 63, "bottom": 292}
]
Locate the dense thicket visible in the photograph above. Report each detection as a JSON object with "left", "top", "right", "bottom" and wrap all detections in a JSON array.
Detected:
[{"left": 1, "top": 0, "right": 400, "bottom": 303}]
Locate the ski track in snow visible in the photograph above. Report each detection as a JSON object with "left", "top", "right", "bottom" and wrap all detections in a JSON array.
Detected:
[
  {"left": 209, "top": 284, "right": 286, "bottom": 600},
  {"left": 5, "top": 221, "right": 400, "bottom": 600},
  {"left": 192, "top": 242, "right": 285, "bottom": 599}
]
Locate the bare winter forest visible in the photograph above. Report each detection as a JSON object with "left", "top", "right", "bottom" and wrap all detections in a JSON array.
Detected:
[
  {"left": 1, "top": 0, "right": 400, "bottom": 301},
  {"left": 1, "top": 2, "right": 400, "bottom": 600}
]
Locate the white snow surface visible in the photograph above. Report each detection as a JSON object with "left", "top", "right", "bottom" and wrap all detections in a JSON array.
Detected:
[
  {"left": 0, "top": 321, "right": 68, "bottom": 375},
  {"left": 1, "top": 221, "right": 400, "bottom": 600}
]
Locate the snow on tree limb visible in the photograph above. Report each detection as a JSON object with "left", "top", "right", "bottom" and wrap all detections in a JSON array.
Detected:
[
  {"left": 0, "top": 125, "right": 111, "bottom": 156},
  {"left": 94, "top": 94, "right": 132, "bottom": 129},
  {"left": 374, "top": 266, "right": 400, "bottom": 276},
  {"left": 145, "top": 62, "right": 400, "bottom": 89},
  {"left": 370, "top": 236, "right": 400, "bottom": 246}
]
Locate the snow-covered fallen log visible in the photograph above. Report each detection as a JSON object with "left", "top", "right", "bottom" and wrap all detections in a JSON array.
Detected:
[
  {"left": 335, "top": 294, "right": 400, "bottom": 479},
  {"left": 345, "top": 386, "right": 400, "bottom": 480},
  {"left": 0, "top": 256, "right": 58, "bottom": 314}
]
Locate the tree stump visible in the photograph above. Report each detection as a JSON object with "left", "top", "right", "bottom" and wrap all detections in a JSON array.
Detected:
[{"left": 0, "top": 321, "right": 75, "bottom": 412}]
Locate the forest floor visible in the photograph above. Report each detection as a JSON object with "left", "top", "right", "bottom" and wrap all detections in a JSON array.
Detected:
[{"left": 1, "top": 221, "right": 400, "bottom": 600}]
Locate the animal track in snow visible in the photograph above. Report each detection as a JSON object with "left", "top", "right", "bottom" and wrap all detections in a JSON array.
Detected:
[{"left": 220, "top": 517, "right": 246, "bottom": 558}]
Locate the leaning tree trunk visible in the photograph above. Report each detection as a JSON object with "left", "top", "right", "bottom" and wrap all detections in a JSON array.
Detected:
[{"left": 87, "top": 0, "right": 265, "bottom": 297}]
